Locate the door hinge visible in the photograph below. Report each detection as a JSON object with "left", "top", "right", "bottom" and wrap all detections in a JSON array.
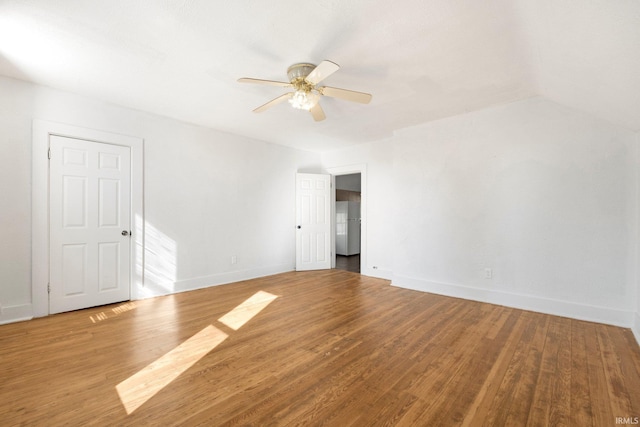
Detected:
[
  {"left": 47, "top": 283, "right": 51, "bottom": 294},
  {"left": 47, "top": 148, "right": 51, "bottom": 159}
]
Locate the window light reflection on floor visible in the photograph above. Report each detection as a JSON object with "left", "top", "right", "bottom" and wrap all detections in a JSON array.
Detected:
[
  {"left": 218, "top": 290, "right": 279, "bottom": 330},
  {"left": 116, "top": 325, "right": 228, "bottom": 414},
  {"left": 115, "top": 290, "right": 278, "bottom": 415},
  {"left": 89, "top": 301, "right": 137, "bottom": 324}
]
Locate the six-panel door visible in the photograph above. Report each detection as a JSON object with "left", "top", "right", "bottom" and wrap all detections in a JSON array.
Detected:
[
  {"left": 295, "top": 173, "right": 331, "bottom": 271},
  {"left": 49, "top": 135, "right": 131, "bottom": 314}
]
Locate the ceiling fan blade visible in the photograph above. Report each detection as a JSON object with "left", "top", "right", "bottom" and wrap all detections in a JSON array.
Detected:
[
  {"left": 238, "top": 78, "right": 292, "bottom": 88},
  {"left": 305, "top": 60, "right": 340, "bottom": 85},
  {"left": 253, "top": 93, "right": 293, "bottom": 113},
  {"left": 309, "top": 103, "right": 326, "bottom": 121},
  {"left": 320, "top": 86, "right": 372, "bottom": 104}
]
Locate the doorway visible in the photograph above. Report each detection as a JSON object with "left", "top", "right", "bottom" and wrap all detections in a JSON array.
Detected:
[{"left": 334, "top": 173, "right": 361, "bottom": 273}]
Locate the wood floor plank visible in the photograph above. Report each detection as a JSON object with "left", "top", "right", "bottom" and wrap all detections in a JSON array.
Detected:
[
  {"left": 460, "top": 310, "right": 528, "bottom": 426},
  {"left": 570, "top": 319, "right": 596, "bottom": 427},
  {"left": 357, "top": 299, "right": 472, "bottom": 419},
  {"left": 585, "top": 321, "right": 616, "bottom": 426},
  {"left": 1, "top": 270, "right": 639, "bottom": 426},
  {"left": 526, "top": 315, "right": 571, "bottom": 426},
  {"left": 606, "top": 326, "right": 640, "bottom": 418},
  {"left": 480, "top": 312, "right": 545, "bottom": 426},
  {"left": 597, "top": 325, "right": 636, "bottom": 420},
  {"left": 397, "top": 302, "right": 503, "bottom": 425}
]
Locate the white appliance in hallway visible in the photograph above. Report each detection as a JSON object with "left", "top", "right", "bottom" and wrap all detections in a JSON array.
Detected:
[{"left": 336, "top": 201, "right": 361, "bottom": 256}]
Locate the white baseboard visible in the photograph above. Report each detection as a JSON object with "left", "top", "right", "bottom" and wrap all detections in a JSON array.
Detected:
[
  {"left": 1, "top": 265, "right": 295, "bottom": 324},
  {"left": 392, "top": 275, "right": 635, "bottom": 328},
  {"left": 135, "top": 263, "right": 295, "bottom": 299},
  {"left": 0, "top": 304, "right": 33, "bottom": 325},
  {"left": 361, "top": 267, "right": 394, "bottom": 281}
]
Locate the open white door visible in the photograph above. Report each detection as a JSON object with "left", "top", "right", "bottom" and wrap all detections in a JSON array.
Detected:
[
  {"left": 296, "top": 173, "right": 331, "bottom": 271},
  {"left": 49, "top": 135, "right": 131, "bottom": 314}
]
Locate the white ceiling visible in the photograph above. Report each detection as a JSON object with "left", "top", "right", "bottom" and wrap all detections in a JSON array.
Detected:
[{"left": 1, "top": 0, "right": 638, "bottom": 152}]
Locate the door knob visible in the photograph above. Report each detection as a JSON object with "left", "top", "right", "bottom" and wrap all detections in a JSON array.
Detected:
[{"left": 122, "top": 230, "right": 130, "bottom": 236}]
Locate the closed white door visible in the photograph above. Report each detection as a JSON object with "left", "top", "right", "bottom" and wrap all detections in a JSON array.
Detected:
[
  {"left": 49, "top": 135, "right": 131, "bottom": 314},
  {"left": 295, "top": 173, "right": 331, "bottom": 271}
]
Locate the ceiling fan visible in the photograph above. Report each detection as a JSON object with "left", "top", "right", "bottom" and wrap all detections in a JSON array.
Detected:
[{"left": 238, "top": 60, "right": 372, "bottom": 121}]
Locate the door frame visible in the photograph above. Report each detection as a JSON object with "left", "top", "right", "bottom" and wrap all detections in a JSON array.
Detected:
[
  {"left": 326, "top": 164, "right": 367, "bottom": 273},
  {"left": 32, "top": 120, "right": 144, "bottom": 317}
]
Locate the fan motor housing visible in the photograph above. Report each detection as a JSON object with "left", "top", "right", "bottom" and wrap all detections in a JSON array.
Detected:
[{"left": 287, "top": 63, "right": 316, "bottom": 82}]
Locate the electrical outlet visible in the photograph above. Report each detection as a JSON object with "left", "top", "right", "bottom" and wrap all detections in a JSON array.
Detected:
[
  {"left": 484, "top": 268, "right": 492, "bottom": 279},
  {"left": 231, "top": 256, "right": 237, "bottom": 265}
]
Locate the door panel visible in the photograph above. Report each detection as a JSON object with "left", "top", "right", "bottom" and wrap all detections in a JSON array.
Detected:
[
  {"left": 99, "top": 179, "right": 120, "bottom": 227},
  {"left": 98, "top": 242, "right": 120, "bottom": 290},
  {"left": 296, "top": 173, "right": 331, "bottom": 271},
  {"left": 63, "top": 176, "right": 87, "bottom": 227},
  {"left": 315, "top": 232, "right": 328, "bottom": 262},
  {"left": 50, "top": 135, "right": 131, "bottom": 314},
  {"left": 62, "top": 244, "right": 87, "bottom": 295}
]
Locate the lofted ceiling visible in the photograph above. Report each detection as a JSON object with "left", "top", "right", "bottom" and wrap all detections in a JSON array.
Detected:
[{"left": 0, "top": 0, "right": 638, "bottom": 152}]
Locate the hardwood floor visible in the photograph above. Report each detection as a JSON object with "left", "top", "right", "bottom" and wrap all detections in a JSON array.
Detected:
[
  {"left": 336, "top": 254, "right": 360, "bottom": 273},
  {"left": 1, "top": 270, "right": 639, "bottom": 426}
]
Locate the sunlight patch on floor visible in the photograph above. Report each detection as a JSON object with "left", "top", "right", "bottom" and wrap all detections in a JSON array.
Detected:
[
  {"left": 89, "top": 301, "right": 138, "bottom": 324},
  {"left": 116, "top": 290, "right": 279, "bottom": 415},
  {"left": 116, "top": 325, "right": 228, "bottom": 414},
  {"left": 218, "top": 290, "right": 278, "bottom": 330}
]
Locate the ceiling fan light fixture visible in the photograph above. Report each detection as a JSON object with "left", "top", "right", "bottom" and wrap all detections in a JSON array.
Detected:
[
  {"left": 239, "top": 60, "right": 372, "bottom": 120},
  {"left": 289, "top": 89, "right": 319, "bottom": 110}
]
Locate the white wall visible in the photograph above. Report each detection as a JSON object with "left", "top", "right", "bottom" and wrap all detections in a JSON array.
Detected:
[
  {"left": 636, "top": 131, "right": 640, "bottom": 343},
  {"left": 0, "top": 75, "right": 321, "bottom": 323},
  {"left": 323, "top": 97, "right": 638, "bottom": 327},
  {"left": 0, "top": 81, "right": 32, "bottom": 320}
]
